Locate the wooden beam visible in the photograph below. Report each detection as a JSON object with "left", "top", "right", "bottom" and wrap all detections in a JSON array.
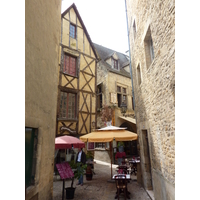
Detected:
[
  {"left": 58, "top": 85, "right": 78, "bottom": 93},
  {"left": 63, "top": 16, "right": 83, "bottom": 29},
  {"left": 60, "top": 44, "right": 98, "bottom": 61}
]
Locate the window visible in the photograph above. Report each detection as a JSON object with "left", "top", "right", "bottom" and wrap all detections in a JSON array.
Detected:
[
  {"left": 117, "top": 86, "right": 127, "bottom": 107},
  {"left": 114, "top": 59, "right": 118, "bottom": 69},
  {"left": 112, "top": 58, "right": 118, "bottom": 70},
  {"left": 60, "top": 92, "right": 77, "bottom": 119},
  {"left": 117, "top": 86, "right": 121, "bottom": 93},
  {"left": 63, "top": 54, "right": 76, "bottom": 76},
  {"left": 133, "top": 20, "right": 136, "bottom": 40},
  {"left": 95, "top": 143, "right": 105, "bottom": 148},
  {"left": 70, "top": 24, "right": 76, "bottom": 39},
  {"left": 25, "top": 127, "right": 38, "bottom": 187},
  {"left": 123, "top": 95, "right": 127, "bottom": 102},
  {"left": 95, "top": 142, "right": 109, "bottom": 149},
  {"left": 150, "top": 38, "right": 154, "bottom": 61},
  {"left": 137, "top": 64, "right": 142, "bottom": 85},
  {"left": 122, "top": 88, "right": 126, "bottom": 94},
  {"left": 97, "top": 84, "right": 103, "bottom": 110},
  {"left": 144, "top": 26, "right": 155, "bottom": 69}
]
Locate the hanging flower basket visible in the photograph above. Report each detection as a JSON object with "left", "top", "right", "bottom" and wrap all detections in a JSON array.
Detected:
[{"left": 100, "top": 105, "right": 114, "bottom": 126}]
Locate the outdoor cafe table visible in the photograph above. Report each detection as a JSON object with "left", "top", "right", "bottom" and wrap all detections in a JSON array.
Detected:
[
  {"left": 129, "top": 158, "right": 140, "bottom": 175},
  {"left": 112, "top": 174, "right": 131, "bottom": 199}
]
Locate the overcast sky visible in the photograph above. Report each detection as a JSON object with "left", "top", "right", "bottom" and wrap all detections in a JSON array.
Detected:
[{"left": 61, "top": 0, "right": 129, "bottom": 54}]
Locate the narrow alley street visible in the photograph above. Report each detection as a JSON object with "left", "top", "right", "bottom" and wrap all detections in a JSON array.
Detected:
[{"left": 53, "top": 160, "right": 152, "bottom": 200}]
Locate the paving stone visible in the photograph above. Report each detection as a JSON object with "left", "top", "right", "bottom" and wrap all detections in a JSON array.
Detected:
[{"left": 53, "top": 161, "right": 151, "bottom": 200}]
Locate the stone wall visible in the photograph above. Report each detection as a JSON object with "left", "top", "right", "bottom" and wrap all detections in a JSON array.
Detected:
[
  {"left": 97, "top": 60, "right": 135, "bottom": 128},
  {"left": 25, "top": 0, "right": 61, "bottom": 199},
  {"left": 126, "top": 0, "right": 175, "bottom": 199}
]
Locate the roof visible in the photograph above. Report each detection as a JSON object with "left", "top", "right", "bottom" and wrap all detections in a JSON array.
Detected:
[
  {"left": 62, "top": 4, "right": 98, "bottom": 60},
  {"left": 93, "top": 43, "right": 131, "bottom": 78}
]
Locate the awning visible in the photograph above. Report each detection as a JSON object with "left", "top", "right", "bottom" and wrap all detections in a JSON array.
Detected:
[
  {"left": 118, "top": 116, "right": 136, "bottom": 124},
  {"left": 80, "top": 128, "right": 137, "bottom": 143},
  {"left": 79, "top": 126, "right": 138, "bottom": 179}
]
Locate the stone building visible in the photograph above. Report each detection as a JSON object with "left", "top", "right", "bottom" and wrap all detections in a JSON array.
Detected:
[
  {"left": 93, "top": 43, "right": 138, "bottom": 161},
  {"left": 126, "top": 0, "right": 175, "bottom": 199},
  {"left": 25, "top": 0, "right": 61, "bottom": 199}
]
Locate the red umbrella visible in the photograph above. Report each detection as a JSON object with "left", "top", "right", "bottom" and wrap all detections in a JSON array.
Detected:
[{"left": 55, "top": 135, "right": 85, "bottom": 149}]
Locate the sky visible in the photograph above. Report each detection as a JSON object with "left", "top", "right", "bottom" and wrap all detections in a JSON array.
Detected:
[{"left": 61, "top": 0, "right": 129, "bottom": 54}]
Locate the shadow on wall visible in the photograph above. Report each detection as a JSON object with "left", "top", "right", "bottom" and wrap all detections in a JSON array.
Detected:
[{"left": 131, "top": 56, "right": 175, "bottom": 200}]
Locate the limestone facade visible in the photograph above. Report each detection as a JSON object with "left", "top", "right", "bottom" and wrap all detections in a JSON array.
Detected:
[
  {"left": 93, "top": 44, "right": 138, "bottom": 161},
  {"left": 126, "top": 0, "right": 175, "bottom": 199},
  {"left": 25, "top": 0, "right": 61, "bottom": 199},
  {"left": 94, "top": 43, "right": 136, "bottom": 130}
]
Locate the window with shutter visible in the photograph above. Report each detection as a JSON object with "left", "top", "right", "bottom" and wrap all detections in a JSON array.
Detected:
[
  {"left": 63, "top": 54, "right": 76, "bottom": 76},
  {"left": 117, "top": 85, "right": 127, "bottom": 107}
]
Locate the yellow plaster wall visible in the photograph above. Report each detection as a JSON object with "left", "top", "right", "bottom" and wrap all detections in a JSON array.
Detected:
[
  {"left": 62, "top": 19, "right": 69, "bottom": 47},
  {"left": 25, "top": 0, "right": 61, "bottom": 199},
  {"left": 61, "top": 75, "right": 77, "bottom": 89},
  {"left": 84, "top": 34, "right": 90, "bottom": 55},
  {"left": 70, "top": 8, "right": 76, "bottom": 24},
  {"left": 77, "top": 27, "right": 83, "bottom": 52}
]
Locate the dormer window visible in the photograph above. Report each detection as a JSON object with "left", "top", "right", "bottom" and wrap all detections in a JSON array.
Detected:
[
  {"left": 114, "top": 59, "right": 118, "bottom": 69},
  {"left": 112, "top": 58, "right": 118, "bottom": 70}
]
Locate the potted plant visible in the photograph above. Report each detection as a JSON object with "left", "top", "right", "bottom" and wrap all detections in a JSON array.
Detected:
[
  {"left": 85, "top": 151, "right": 94, "bottom": 180},
  {"left": 67, "top": 161, "right": 87, "bottom": 199},
  {"left": 86, "top": 151, "right": 94, "bottom": 161}
]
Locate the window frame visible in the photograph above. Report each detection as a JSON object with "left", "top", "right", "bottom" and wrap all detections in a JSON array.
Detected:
[
  {"left": 97, "top": 84, "right": 103, "bottom": 110},
  {"left": 117, "top": 85, "right": 127, "bottom": 107},
  {"left": 63, "top": 53, "right": 77, "bottom": 77},
  {"left": 112, "top": 58, "right": 118, "bottom": 70},
  {"left": 69, "top": 23, "right": 76, "bottom": 39},
  {"left": 133, "top": 19, "right": 137, "bottom": 41},
  {"left": 144, "top": 26, "right": 155, "bottom": 69},
  {"left": 59, "top": 91, "right": 77, "bottom": 120}
]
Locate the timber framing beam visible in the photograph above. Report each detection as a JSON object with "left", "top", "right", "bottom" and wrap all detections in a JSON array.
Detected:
[{"left": 60, "top": 43, "right": 99, "bottom": 61}]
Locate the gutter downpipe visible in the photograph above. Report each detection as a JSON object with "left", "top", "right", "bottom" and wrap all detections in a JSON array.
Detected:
[{"left": 124, "top": 0, "right": 136, "bottom": 121}]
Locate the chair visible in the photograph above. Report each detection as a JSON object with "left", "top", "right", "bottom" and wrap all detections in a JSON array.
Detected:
[
  {"left": 117, "top": 165, "right": 128, "bottom": 174},
  {"left": 115, "top": 174, "right": 127, "bottom": 200}
]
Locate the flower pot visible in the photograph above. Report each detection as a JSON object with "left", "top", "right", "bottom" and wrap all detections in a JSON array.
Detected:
[
  {"left": 65, "top": 187, "right": 75, "bottom": 199},
  {"left": 86, "top": 165, "right": 93, "bottom": 181}
]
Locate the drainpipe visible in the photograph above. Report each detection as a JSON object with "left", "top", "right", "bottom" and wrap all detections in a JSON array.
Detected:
[{"left": 124, "top": 0, "right": 136, "bottom": 118}]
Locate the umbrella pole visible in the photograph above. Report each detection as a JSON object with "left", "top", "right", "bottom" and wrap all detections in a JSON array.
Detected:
[{"left": 110, "top": 141, "right": 113, "bottom": 179}]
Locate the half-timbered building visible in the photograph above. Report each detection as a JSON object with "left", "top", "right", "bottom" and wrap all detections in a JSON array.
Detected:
[{"left": 56, "top": 3, "right": 98, "bottom": 138}]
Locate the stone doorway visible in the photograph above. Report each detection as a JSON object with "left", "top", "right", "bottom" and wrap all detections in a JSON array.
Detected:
[{"left": 142, "top": 129, "right": 153, "bottom": 190}]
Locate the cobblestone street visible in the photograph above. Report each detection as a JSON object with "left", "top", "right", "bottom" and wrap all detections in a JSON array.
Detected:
[{"left": 53, "top": 160, "right": 152, "bottom": 200}]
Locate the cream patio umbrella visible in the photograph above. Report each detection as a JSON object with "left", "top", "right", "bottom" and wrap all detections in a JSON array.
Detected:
[{"left": 80, "top": 126, "right": 138, "bottom": 179}]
